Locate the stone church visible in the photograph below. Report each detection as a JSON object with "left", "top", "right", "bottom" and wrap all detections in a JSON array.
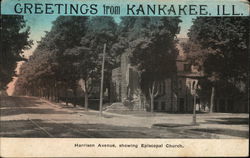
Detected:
[{"left": 110, "top": 38, "right": 205, "bottom": 113}]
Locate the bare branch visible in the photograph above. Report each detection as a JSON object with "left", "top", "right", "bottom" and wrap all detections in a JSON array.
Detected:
[
  {"left": 154, "top": 90, "right": 159, "bottom": 97},
  {"left": 149, "top": 88, "right": 152, "bottom": 96},
  {"left": 87, "top": 85, "right": 93, "bottom": 94},
  {"left": 152, "top": 81, "right": 155, "bottom": 92}
]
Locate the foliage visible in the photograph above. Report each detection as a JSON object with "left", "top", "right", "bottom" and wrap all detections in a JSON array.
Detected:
[
  {"left": 1, "top": 15, "right": 32, "bottom": 90},
  {"left": 112, "top": 17, "right": 181, "bottom": 112},
  {"left": 15, "top": 16, "right": 182, "bottom": 112},
  {"left": 185, "top": 17, "right": 249, "bottom": 112},
  {"left": 187, "top": 17, "right": 249, "bottom": 91},
  {"left": 118, "top": 17, "right": 181, "bottom": 95},
  {"left": 15, "top": 16, "right": 118, "bottom": 109}
]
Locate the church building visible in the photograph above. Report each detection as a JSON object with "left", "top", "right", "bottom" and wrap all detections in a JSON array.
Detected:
[{"left": 110, "top": 38, "right": 206, "bottom": 113}]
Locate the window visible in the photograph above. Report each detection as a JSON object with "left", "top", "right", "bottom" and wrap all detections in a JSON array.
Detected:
[
  {"left": 179, "top": 80, "right": 182, "bottom": 90},
  {"left": 159, "top": 83, "right": 163, "bottom": 95},
  {"left": 179, "top": 98, "right": 185, "bottom": 112},
  {"left": 184, "top": 64, "right": 190, "bottom": 72},
  {"left": 163, "top": 81, "right": 166, "bottom": 94},
  {"left": 161, "top": 102, "right": 166, "bottom": 111},
  {"left": 160, "top": 81, "right": 166, "bottom": 95},
  {"left": 154, "top": 102, "right": 158, "bottom": 110},
  {"left": 158, "top": 81, "right": 166, "bottom": 95}
]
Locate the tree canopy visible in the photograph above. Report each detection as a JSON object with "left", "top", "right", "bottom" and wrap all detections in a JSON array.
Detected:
[
  {"left": 15, "top": 16, "right": 118, "bottom": 109},
  {"left": 118, "top": 17, "right": 181, "bottom": 86},
  {"left": 1, "top": 15, "right": 32, "bottom": 90},
  {"left": 184, "top": 17, "right": 249, "bottom": 112},
  {"left": 188, "top": 17, "right": 249, "bottom": 88}
]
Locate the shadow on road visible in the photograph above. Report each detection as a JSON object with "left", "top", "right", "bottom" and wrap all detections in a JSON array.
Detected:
[
  {"left": 0, "top": 96, "right": 73, "bottom": 116},
  {"left": 1, "top": 96, "right": 44, "bottom": 108},
  {"left": 205, "top": 117, "right": 249, "bottom": 125},
  {"left": 190, "top": 128, "right": 249, "bottom": 138},
  {"left": 152, "top": 123, "right": 193, "bottom": 128},
  {"left": 1, "top": 96, "right": 248, "bottom": 138},
  {"left": 152, "top": 117, "right": 249, "bottom": 139},
  {"left": 1, "top": 119, "right": 221, "bottom": 138},
  {"left": 0, "top": 119, "right": 157, "bottom": 138},
  {"left": 1, "top": 108, "right": 73, "bottom": 116}
]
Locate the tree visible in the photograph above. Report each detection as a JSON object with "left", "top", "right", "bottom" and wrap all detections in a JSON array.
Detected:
[
  {"left": 14, "top": 16, "right": 120, "bottom": 111},
  {"left": 187, "top": 17, "right": 249, "bottom": 112},
  {"left": 76, "top": 16, "right": 118, "bottom": 110},
  {"left": 15, "top": 16, "right": 89, "bottom": 103},
  {"left": 41, "top": 16, "right": 89, "bottom": 104},
  {"left": 117, "top": 17, "right": 181, "bottom": 112},
  {"left": 1, "top": 15, "right": 32, "bottom": 90},
  {"left": 14, "top": 47, "right": 58, "bottom": 98}
]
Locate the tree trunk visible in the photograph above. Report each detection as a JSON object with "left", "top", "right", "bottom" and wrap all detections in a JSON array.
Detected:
[
  {"left": 210, "top": 86, "right": 215, "bottom": 113},
  {"left": 73, "top": 88, "right": 76, "bottom": 107},
  {"left": 51, "top": 87, "right": 53, "bottom": 101},
  {"left": 170, "top": 78, "right": 173, "bottom": 112},
  {"left": 150, "top": 94, "right": 154, "bottom": 112},
  {"left": 64, "top": 87, "right": 68, "bottom": 106},
  {"left": 83, "top": 79, "right": 89, "bottom": 111},
  {"left": 84, "top": 92, "right": 88, "bottom": 111},
  {"left": 149, "top": 81, "right": 158, "bottom": 113},
  {"left": 108, "top": 85, "right": 111, "bottom": 104},
  {"left": 47, "top": 88, "right": 50, "bottom": 100},
  {"left": 50, "top": 87, "right": 53, "bottom": 101},
  {"left": 52, "top": 87, "right": 55, "bottom": 101}
]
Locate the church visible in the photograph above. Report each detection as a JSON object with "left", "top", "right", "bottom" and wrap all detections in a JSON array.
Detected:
[{"left": 110, "top": 38, "right": 205, "bottom": 113}]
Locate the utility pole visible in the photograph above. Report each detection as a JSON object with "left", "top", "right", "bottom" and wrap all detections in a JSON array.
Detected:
[
  {"left": 192, "top": 80, "right": 198, "bottom": 125},
  {"left": 99, "top": 43, "right": 106, "bottom": 116}
]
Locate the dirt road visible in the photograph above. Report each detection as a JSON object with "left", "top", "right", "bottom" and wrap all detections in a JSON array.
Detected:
[{"left": 0, "top": 96, "right": 248, "bottom": 138}]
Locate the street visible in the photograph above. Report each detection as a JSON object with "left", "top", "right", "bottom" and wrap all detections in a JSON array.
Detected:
[{"left": 0, "top": 96, "right": 248, "bottom": 138}]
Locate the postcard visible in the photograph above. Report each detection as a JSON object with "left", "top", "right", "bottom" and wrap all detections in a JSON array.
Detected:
[{"left": 0, "top": 0, "right": 249, "bottom": 157}]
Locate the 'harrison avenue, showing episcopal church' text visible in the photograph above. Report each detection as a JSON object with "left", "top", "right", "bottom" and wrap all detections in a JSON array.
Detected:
[{"left": 74, "top": 143, "right": 184, "bottom": 148}]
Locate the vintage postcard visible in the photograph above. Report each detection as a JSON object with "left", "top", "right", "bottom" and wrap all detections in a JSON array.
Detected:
[{"left": 0, "top": 0, "right": 249, "bottom": 157}]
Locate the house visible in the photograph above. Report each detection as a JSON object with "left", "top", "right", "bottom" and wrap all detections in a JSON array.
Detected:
[{"left": 175, "top": 48, "right": 205, "bottom": 112}]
